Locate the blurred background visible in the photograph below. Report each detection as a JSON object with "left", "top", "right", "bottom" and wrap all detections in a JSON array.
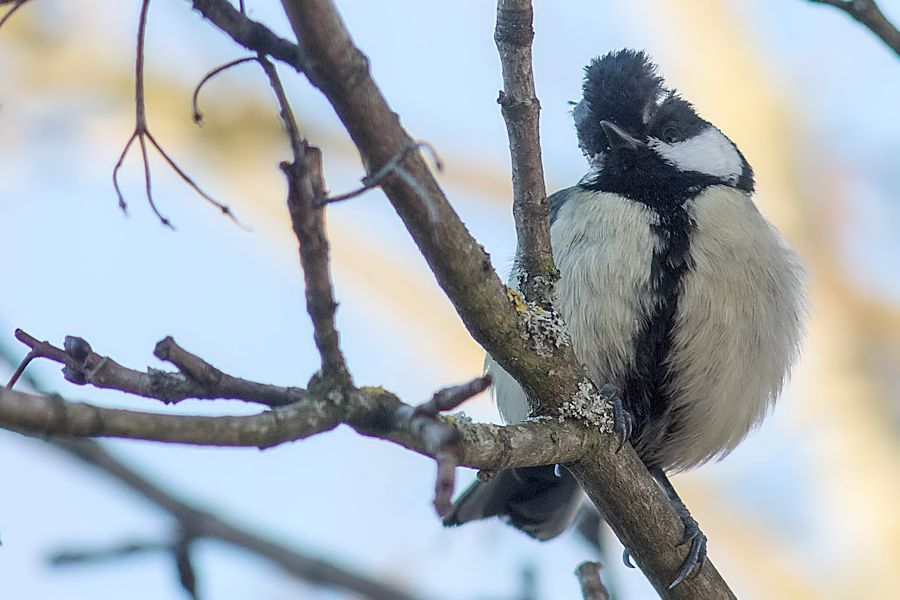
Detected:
[{"left": 1, "top": 0, "right": 899, "bottom": 598}]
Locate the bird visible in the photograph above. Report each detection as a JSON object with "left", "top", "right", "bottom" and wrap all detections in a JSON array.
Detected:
[{"left": 443, "top": 49, "right": 806, "bottom": 587}]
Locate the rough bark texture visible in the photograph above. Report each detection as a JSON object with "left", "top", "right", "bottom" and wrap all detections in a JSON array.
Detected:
[
  {"left": 278, "top": 0, "right": 590, "bottom": 418},
  {"left": 278, "top": 1, "right": 735, "bottom": 597},
  {"left": 495, "top": 0, "right": 556, "bottom": 302}
]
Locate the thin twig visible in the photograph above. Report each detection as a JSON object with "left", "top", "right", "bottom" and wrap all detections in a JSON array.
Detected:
[
  {"left": 576, "top": 562, "right": 610, "bottom": 600},
  {"left": 809, "top": 0, "right": 900, "bottom": 55},
  {"left": 50, "top": 541, "right": 173, "bottom": 566},
  {"left": 494, "top": 0, "right": 555, "bottom": 303},
  {"left": 191, "top": 56, "right": 256, "bottom": 124},
  {"left": 316, "top": 141, "right": 443, "bottom": 207},
  {"left": 113, "top": 0, "right": 244, "bottom": 228},
  {"left": 408, "top": 375, "right": 491, "bottom": 514},
  {"left": 0, "top": 367, "right": 593, "bottom": 470},
  {"left": 0, "top": 0, "right": 30, "bottom": 31},
  {"left": 15, "top": 329, "right": 304, "bottom": 407},
  {"left": 256, "top": 55, "right": 352, "bottom": 387},
  {"left": 414, "top": 375, "right": 491, "bottom": 418},
  {"left": 190, "top": 0, "right": 307, "bottom": 70},
  {"left": 5, "top": 350, "right": 35, "bottom": 389}
]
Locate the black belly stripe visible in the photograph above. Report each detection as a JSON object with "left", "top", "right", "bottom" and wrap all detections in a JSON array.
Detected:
[{"left": 622, "top": 201, "right": 694, "bottom": 468}]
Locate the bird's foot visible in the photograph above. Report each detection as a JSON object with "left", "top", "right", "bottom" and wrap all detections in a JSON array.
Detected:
[
  {"left": 600, "top": 383, "right": 633, "bottom": 452},
  {"left": 669, "top": 509, "right": 707, "bottom": 588},
  {"left": 619, "top": 512, "right": 707, "bottom": 586}
]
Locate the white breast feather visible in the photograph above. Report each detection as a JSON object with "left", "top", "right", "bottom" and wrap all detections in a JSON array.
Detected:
[
  {"left": 663, "top": 185, "right": 806, "bottom": 471},
  {"left": 491, "top": 191, "right": 658, "bottom": 424},
  {"left": 489, "top": 185, "right": 805, "bottom": 474}
]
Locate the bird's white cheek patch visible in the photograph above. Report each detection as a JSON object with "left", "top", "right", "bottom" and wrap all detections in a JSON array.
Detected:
[{"left": 650, "top": 127, "right": 742, "bottom": 182}]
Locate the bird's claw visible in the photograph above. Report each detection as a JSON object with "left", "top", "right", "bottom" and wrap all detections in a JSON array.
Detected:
[
  {"left": 601, "top": 383, "right": 633, "bottom": 453},
  {"left": 622, "top": 548, "right": 635, "bottom": 569},
  {"left": 669, "top": 515, "right": 707, "bottom": 588}
]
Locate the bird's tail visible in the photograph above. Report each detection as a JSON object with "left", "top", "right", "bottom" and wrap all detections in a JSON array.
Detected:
[{"left": 442, "top": 465, "right": 585, "bottom": 541}]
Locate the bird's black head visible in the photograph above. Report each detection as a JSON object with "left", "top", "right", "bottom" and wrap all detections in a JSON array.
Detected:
[
  {"left": 575, "top": 50, "right": 755, "bottom": 204},
  {"left": 574, "top": 49, "right": 664, "bottom": 158}
]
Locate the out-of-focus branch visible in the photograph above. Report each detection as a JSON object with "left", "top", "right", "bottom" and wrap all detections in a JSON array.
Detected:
[
  {"left": 576, "top": 562, "right": 610, "bottom": 600},
  {"left": 0, "top": 344, "right": 418, "bottom": 600},
  {"left": 809, "top": 0, "right": 900, "bottom": 55},
  {"left": 43, "top": 437, "right": 421, "bottom": 600},
  {"left": 494, "top": 0, "right": 555, "bottom": 303}
]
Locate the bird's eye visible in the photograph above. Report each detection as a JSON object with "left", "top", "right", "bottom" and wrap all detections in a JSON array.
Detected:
[{"left": 662, "top": 125, "right": 682, "bottom": 144}]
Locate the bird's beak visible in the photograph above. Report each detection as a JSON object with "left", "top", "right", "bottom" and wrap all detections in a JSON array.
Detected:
[{"left": 600, "top": 121, "right": 644, "bottom": 152}]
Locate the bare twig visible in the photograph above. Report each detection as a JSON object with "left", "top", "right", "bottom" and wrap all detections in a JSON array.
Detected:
[
  {"left": 414, "top": 375, "right": 491, "bottom": 418},
  {"left": 809, "top": 0, "right": 900, "bottom": 55},
  {"left": 190, "top": 0, "right": 306, "bottom": 70},
  {"left": 0, "top": 378, "right": 596, "bottom": 465},
  {"left": 276, "top": 1, "right": 736, "bottom": 597},
  {"left": 15, "top": 329, "right": 304, "bottom": 407},
  {"left": 494, "top": 0, "right": 555, "bottom": 303},
  {"left": 0, "top": 0, "right": 30, "bottom": 31},
  {"left": 315, "top": 141, "right": 443, "bottom": 207},
  {"left": 5, "top": 349, "right": 35, "bottom": 389},
  {"left": 50, "top": 540, "right": 173, "bottom": 566},
  {"left": 255, "top": 55, "right": 352, "bottom": 387},
  {"left": 114, "top": 0, "right": 243, "bottom": 227},
  {"left": 404, "top": 375, "right": 491, "bottom": 515},
  {"left": 191, "top": 56, "right": 256, "bottom": 124},
  {"left": 576, "top": 562, "right": 610, "bottom": 600},
  {"left": 173, "top": 531, "right": 199, "bottom": 600},
  {"left": 4, "top": 330, "right": 594, "bottom": 468}
]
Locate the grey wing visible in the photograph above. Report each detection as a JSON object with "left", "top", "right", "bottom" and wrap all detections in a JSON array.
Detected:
[{"left": 549, "top": 185, "right": 579, "bottom": 226}]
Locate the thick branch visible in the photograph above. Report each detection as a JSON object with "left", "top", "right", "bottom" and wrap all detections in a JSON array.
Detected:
[
  {"left": 277, "top": 0, "right": 590, "bottom": 419},
  {"left": 495, "top": 0, "right": 555, "bottom": 302},
  {"left": 0, "top": 383, "right": 593, "bottom": 470},
  {"left": 273, "top": 2, "right": 734, "bottom": 597},
  {"left": 569, "top": 455, "right": 735, "bottom": 599},
  {"left": 0, "top": 384, "right": 341, "bottom": 447},
  {"left": 810, "top": 0, "right": 900, "bottom": 55}
]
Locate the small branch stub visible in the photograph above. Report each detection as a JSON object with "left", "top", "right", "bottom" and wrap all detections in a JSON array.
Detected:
[{"left": 576, "top": 561, "right": 610, "bottom": 600}]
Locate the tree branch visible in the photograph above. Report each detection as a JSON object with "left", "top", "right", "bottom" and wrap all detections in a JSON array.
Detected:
[
  {"left": 15, "top": 329, "right": 304, "bottom": 407},
  {"left": 809, "top": 0, "right": 900, "bottom": 55},
  {"left": 45, "top": 437, "right": 422, "bottom": 600},
  {"left": 273, "top": 2, "right": 735, "bottom": 597},
  {"left": 575, "top": 561, "right": 610, "bottom": 600},
  {"left": 494, "top": 0, "right": 555, "bottom": 303},
  {"left": 1, "top": 332, "right": 595, "bottom": 470},
  {"left": 256, "top": 55, "right": 352, "bottom": 387},
  {"left": 188, "top": 0, "right": 307, "bottom": 70},
  {"left": 277, "top": 0, "right": 592, "bottom": 422}
]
